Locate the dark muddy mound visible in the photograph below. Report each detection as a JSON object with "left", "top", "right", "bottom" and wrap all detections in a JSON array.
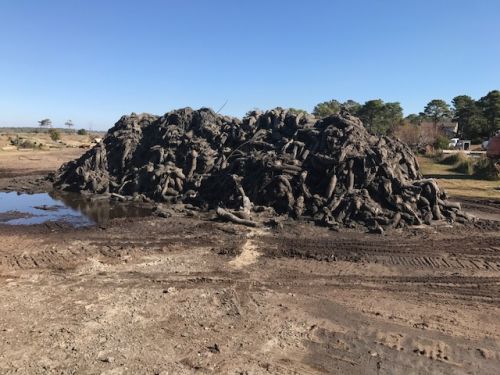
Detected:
[{"left": 54, "top": 107, "right": 472, "bottom": 230}]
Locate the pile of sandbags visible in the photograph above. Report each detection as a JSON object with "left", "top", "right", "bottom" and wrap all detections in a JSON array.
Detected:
[{"left": 54, "top": 107, "right": 472, "bottom": 230}]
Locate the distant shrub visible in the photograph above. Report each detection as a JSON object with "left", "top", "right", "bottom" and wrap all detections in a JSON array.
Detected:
[
  {"left": 433, "top": 135, "right": 450, "bottom": 151},
  {"left": 473, "top": 157, "right": 500, "bottom": 181},
  {"left": 440, "top": 152, "right": 468, "bottom": 165},
  {"left": 453, "top": 159, "right": 474, "bottom": 175},
  {"left": 49, "top": 129, "right": 61, "bottom": 141},
  {"left": 77, "top": 129, "right": 87, "bottom": 135},
  {"left": 18, "top": 140, "right": 39, "bottom": 149},
  {"left": 287, "top": 108, "right": 309, "bottom": 115}
]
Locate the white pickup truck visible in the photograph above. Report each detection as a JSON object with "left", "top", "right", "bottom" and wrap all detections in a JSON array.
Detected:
[{"left": 448, "top": 138, "right": 459, "bottom": 149}]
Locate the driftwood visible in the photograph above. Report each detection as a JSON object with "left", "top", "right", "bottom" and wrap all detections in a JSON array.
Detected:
[{"left": 216, "top": 207, "right": 258, "bottom": 227}]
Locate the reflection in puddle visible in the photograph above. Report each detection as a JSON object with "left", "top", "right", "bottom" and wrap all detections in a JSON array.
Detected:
[{"left": 0, "top": 191, "right": 153, "bottom": 226}]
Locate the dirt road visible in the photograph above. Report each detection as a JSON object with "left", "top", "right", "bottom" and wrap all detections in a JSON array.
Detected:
[{"left": 0, "top": 151, "right": 499, "bottom": 374}]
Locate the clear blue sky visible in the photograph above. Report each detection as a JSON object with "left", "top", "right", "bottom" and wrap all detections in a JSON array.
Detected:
[{"left": 1, "top": 0, "right": 499, "bottom": 130}]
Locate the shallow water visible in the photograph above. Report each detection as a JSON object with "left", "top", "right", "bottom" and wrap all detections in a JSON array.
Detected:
[{"left": 0, "top": 191, "right": 152, "bottom": 226}]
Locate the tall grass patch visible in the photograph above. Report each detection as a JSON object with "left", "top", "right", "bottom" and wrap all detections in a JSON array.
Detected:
[{"left": 440, "top": 152, "right": 468, "bottom": 165}]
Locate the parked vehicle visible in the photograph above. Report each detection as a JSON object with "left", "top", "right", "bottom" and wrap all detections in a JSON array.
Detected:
[
  {"left": 455, "top": 140, "right": 471, "bottom": 151},
  {"left": 448, "top": 138, "right": 459, "bottom": 149}
]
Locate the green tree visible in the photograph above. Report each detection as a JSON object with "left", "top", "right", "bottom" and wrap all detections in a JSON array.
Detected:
[
  {"left": 383, "top": 102, "right": 404, "bottom": 132},
  {"left": 65, "top": 120, "right": 74, "bottom": 131},
  {"left": 343, "top": 100, "right": 362, "bottom": 115},
  {"left": 358, "top": 100, "right": 403, "bottom": 135},
  {"left": 434, "top": 135, "right": 450, "bottom": 150},
  {"left": 452, "top": 95, "right": 486, "bottom": 141},
  {"left": 358, "top": 99, "right": 384, "bottom": 133},
  {"left": 38, "top": 118, "right": 52, "bottom": 129},
  {"left": 312, "top": 99, "right": 361, "bottom": 117},
  {"left": 478, "top": 90, "right": 500, "bottom": 136},
  {"left": 312, "top": 100, "right": 341, "bottom": 117},
  {"left": 423, "top": 99, "right": 452, "bottom": 131}
]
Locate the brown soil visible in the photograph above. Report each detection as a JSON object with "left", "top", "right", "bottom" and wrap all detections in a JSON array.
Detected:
[{"left": 0, "top": 151, "right": 499, "bottom": 374}]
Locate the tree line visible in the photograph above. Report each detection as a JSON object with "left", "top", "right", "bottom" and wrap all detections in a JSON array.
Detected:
[{"left": 310, "top": 90, "right": 500, "bottom": 142}]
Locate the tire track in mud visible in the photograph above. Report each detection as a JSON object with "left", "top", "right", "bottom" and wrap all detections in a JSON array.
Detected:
[
  {"left": 2, "top": 230, "right": 499, "bottom": 276},
  {"left": 0, "top": 236, "right": 205, "bottom": 271},
  {"left": 0, "top": 218, "right": 243, "bottom": 271},
  {"left": 264, "top": 235, "right": 500, "bottom": 271},
  {"left": 260, "top": 270, "right": 500, "bottom": 307},
  {"left": 383, "top": 255, "right": 500, "bottom": 271},
  {"left": 257, "top": 232, "right": 500, "bottom": 307}
]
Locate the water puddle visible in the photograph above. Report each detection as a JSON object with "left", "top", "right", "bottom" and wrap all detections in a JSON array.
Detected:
[{"left": 0, "top": 191, "right": 152, "bottom": 226}]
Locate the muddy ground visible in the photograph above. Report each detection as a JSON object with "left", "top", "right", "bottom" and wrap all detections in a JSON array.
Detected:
[
  {"left": 0, "top": 149, "right": 84, "bottom": 193},
  {"left": 0, "top": 150, "right": 500, "bottom": 374}
]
